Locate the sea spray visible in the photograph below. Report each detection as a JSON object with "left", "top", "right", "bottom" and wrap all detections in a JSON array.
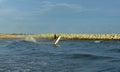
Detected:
[
  {"left": 94, "top": 40, "right": 101, "bottom": 43},
  {"left": 24, "top": 35, "right": 37, "bottom": 43}
]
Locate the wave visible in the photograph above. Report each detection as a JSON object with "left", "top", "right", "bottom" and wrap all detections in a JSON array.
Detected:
[
  {"left": 68, "top": 53, "right": 113, "bottom": 60},
  {"left": 109, "top": 59, "right": 120, "bottom": 63},
  {"left": 108, "top": 49, "right": 120, "bottom": 53},
  {"left": 98, "top": 68, "right": 116, "bottom": 72},
  {"left": 5, "top": 40, "right": 38, "bottom": 54},
  {"left": 108, "top": 48, "right": 120, "bottom": 53}
]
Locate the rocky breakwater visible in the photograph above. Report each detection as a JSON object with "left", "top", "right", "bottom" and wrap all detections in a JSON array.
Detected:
[{"left": 58, "top": 34, "right": 120, "bottom": 40}]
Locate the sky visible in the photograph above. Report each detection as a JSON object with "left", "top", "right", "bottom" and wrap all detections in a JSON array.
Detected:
[{"left": 0, "top": 0, "right": 120, "bottom": 34}]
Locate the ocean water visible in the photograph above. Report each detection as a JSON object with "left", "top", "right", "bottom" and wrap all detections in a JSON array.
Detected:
[{"left": 0, "top": 39, "right": 120, "bottom": 72}]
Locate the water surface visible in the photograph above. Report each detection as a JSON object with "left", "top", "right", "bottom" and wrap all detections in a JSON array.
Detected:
[{"left": 0, "top": 39, "right": 120, "bottom": 72}]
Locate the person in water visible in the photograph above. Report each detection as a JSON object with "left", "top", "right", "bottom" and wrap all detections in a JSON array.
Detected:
[
  {"left": 54, "top": 34, "right": 59, "bottom": 41},
  {"left": 54, "top": 34, "right": 61, "bottom": 46}
]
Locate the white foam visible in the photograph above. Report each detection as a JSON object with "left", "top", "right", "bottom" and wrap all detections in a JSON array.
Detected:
[
  {"left": 24, "top": 36, "right": 37, "bottom": 43},
  {"left": 94, "top": 40, "right": 101, "bottom": 43}
]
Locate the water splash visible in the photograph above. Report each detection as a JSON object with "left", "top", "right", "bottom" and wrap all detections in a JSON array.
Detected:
[
  {"left": 24, "top": 36, "right": 37, "bottom": 43},
  {"left": 94, "top": 40, "right": 101, "bottom": 43}
]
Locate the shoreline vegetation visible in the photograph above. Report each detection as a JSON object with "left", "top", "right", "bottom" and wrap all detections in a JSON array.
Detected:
[{"left": 0, "top": 34, "right": 120, "bottom": 40}]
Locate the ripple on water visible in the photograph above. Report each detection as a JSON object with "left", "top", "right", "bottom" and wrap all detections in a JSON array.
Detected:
[
  {"left": 108, "top": 48, "right": 120, "bottom": 53},
  {"left": 68, "top": 53, "right": 113, "bottom": 60},
  {"left": 1, "top": 39, "right": 120, "bottom": 72}
]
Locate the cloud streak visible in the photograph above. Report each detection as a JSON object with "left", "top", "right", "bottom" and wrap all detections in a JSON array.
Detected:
[
  {"left": 39, "top": 1, "right": 84, "bottom": 13},
  {"left": 0, "top": 0, "right": 119, "bottom": 22},
  {"left": 0, "top": 1, "right": 86, "bottom": 21}
]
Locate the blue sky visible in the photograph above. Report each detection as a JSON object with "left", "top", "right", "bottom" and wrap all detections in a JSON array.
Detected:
[{"left": 0, "top": 0, "right": 120, "bottom": 34}]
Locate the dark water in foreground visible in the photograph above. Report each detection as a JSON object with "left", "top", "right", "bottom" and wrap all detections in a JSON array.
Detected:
[{"left": 0, "top": 39, "right": 120, "bottom": 72}]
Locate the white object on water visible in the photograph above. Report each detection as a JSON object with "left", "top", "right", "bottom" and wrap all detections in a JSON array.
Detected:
[
  {"left": 24, "top": 36, "right": 37, "bottom": 43},
  {"left": 54, "top": 36, "right": 61, "bottom": 45},
  {"left": 94, "top": 40, "right": 101, "bottom": 43}
]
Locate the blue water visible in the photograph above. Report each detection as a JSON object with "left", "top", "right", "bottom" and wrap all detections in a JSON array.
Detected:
[{"left": 0, "top": 39, "right": 120, "bottom": 72}]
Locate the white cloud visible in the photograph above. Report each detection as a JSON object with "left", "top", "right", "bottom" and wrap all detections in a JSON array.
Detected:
[
  {"left": 0, "top": 1, "right": 100, "bottom": 21},
  {"left": 55, "top": 3, "right": 82, "bottom": 10},
  {"left": 5, "top": 1, "right": 85, "bottom": 19},
  {"left": 39, "top": 1, "right": 83, "bottom": 12},
  {"left": 0, "top": 1, "right": 97, "bottom": 15},
  {"left": 37, "top": 1, "right": 100, "bottom": 14}
]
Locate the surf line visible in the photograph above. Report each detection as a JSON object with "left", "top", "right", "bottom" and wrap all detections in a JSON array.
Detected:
[{"left": 54, "top": 36, "right": 61, "bottom": 45}]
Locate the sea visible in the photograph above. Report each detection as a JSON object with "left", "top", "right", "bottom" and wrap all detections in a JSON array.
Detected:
[{"left": 0, "top": 38, "right": 120, "bottom": 72}]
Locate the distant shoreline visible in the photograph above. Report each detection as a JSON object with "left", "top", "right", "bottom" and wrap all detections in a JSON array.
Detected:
[{"left": 0, "top": 34, "right": 120, "bottom": 40}]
